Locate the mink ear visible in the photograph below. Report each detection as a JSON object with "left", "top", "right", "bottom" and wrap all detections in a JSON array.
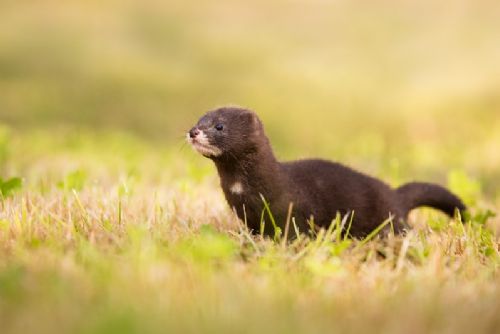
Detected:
[
  {"left": 244, "top": 111, "right": 260, "bottom": 127},
  {"left": 246, "top": 112, "right": 263, "bottom": 134}
]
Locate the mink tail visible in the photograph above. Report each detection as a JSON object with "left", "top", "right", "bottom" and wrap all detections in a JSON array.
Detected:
[{"left": 396, "top": 182, "right": 466, "bottom": 218}]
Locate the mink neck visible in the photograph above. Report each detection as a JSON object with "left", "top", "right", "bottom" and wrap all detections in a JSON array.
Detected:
[{"left": 213, "top": 144, "right": 281, "bottom": 188}]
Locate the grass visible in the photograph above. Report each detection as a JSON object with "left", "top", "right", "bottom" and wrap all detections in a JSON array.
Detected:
[
  {"left": 0, "top": 0, "right": 499, "bottom": 332},
  {"left": 0, "top": 129, "right": 498, "bottom": 334}
]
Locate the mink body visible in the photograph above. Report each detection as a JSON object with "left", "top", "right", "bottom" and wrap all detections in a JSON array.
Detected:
[{"left": 187, "top": 107, "right": 466, "bottom": 238}]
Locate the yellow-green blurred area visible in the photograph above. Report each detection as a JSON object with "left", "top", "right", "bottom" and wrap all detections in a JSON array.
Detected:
[
  {"left": 0, "top": 1, "right": 500, "bottom": 334},
  {"left": 1, "top": 0, "right": 500, "bottom": 196},
  {"left": 1, "top": 0, "right": 500, "bottom": 193}
]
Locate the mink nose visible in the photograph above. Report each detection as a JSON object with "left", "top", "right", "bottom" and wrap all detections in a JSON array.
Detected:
[{"left": 189, "top": 127, "right": 200, "bottom": 138}]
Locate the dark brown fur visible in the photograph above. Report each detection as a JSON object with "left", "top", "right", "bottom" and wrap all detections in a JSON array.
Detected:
[{"left": 188, "top": 107, "right": 466, "bottom": 238}]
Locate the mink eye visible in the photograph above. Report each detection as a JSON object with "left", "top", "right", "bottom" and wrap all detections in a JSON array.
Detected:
[{"left": 215, "top": 124, "right": 224, "bottom": 131}]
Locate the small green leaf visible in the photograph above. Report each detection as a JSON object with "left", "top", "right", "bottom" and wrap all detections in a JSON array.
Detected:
[{"left": 0, "top": 177, "right": 23, "bottom": 197}]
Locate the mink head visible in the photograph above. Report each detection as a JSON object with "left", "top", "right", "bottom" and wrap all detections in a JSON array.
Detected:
[{"left": 187, "top": 107, "right": 266, "bottom": 160}]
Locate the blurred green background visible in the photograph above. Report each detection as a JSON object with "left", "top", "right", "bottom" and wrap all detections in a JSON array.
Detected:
[
  {"left": 0, "top": 2, "right": 499, "bottom": 333},
  {"left": 0, "top": 0, "right": 499, "bottom": 193}
]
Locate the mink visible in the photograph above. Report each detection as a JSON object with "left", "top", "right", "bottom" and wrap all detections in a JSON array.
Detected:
[{"left": 187, "top": 106, "right": 466, "bottom": 238}]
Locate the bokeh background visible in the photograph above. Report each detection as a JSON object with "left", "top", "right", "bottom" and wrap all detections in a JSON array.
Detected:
[
  {"left": 1, "top": 2, "right": 499, "bottom": 333},
  {"left": 1, "top": 0, "right": 499, "bottom": 194}
]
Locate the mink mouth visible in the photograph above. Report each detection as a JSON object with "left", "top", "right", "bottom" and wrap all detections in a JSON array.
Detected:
[{"left": 186, "top": 132, "right": 222, "bottom": 157}]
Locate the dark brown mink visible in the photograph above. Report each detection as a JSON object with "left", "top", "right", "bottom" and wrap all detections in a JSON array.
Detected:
[{"left": 187, "top": 106, "right": 466, "bottom": 238}]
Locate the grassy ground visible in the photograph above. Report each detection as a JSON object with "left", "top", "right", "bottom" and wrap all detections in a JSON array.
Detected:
[
  {"left": 0, "top": 129, "right": 498, "bottom": 334},
  {"left": 1, "top": 0, "right": 499, "bottom": 333}
]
